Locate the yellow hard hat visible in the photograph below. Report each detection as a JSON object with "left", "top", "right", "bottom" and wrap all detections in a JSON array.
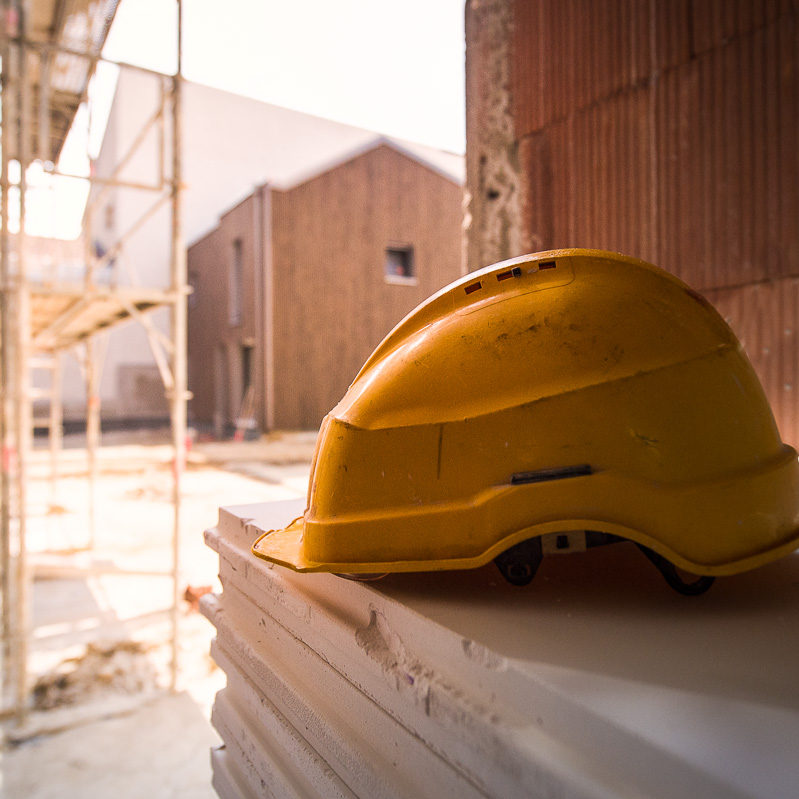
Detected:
[{"left": 253, "top": 249, "right": 799, "bottom": 593}]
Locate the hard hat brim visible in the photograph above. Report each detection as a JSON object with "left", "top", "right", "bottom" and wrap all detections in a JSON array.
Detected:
[
  {"left": 251, "top": 507, "right": 799, "bottom": 577},
  {"left": 252, "top": 517, "right": 321, "bottom": 572}
]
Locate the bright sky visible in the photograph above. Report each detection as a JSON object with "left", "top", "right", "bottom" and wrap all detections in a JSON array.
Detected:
[
  {"left": 105, "top": 0, "right": 466, "bottom": 154},
  {"left": 23, "top": 0, "right": 466, "bottom": 239}
]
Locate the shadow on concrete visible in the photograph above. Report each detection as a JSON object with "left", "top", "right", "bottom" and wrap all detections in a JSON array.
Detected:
[{"left": 377, "top": 544, "right": 799, "bottom": 711}]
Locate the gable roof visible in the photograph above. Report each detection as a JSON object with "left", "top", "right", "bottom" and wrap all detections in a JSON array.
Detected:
[
  {"left": 100, "top": 73, "right": 463, "bottom": 247},
  {"left": 180, "top": 80, "right": 463, "bottom": 241},
  {"left": 271, "top": 135, "right": 464, "bottom": 191},
  {"left": 182, "top": 79, "right": 463, "bottom": 185}
]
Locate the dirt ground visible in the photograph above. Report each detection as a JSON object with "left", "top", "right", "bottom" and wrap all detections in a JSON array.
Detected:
[{"left": 0, "top": 429, "right": 316, "bottom": 798}]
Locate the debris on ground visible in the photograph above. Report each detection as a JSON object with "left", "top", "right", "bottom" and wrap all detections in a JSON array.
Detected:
[
  {"left": 183, "top": 584, "right": 213, "bottom": 611},
  {"left": 32, "top": 640, "right": 158, "bottom": 710},
  {"left": 123, "top": 483, "right": 173, "bottom": 501},
  {"left": 2, "top": 430, "right": 312, "bottom": 795}
]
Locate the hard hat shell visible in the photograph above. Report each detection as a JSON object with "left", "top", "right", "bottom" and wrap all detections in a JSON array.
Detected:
[{"left": 253, "top": 249, "right": 799, "bottom": 578}]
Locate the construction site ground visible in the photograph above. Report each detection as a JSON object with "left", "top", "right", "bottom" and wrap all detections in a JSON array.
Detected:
[{"left": 1, "top": 428, "right": 317, "bottom": 798}]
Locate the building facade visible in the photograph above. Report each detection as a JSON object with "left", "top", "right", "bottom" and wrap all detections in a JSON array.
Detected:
[
  {"left": 188, "top": 141, "right": 464, "bottom": 432},
  {"left": 466, "top": 0, "right": 799, "bottom": 445},
  {"left": 80, "top": 71, "right": 462, "bottom": 427}
]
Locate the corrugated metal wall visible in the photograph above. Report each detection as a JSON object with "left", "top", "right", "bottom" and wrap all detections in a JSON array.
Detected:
[
  {"left": 708, "top": 279, "right": 799, "bottom": 449},
  {"left": 505, "top": 0, "right": 799, "bottom": 443},
  {"left": 654, "top": 8, "right": 798, "bottom": 290},
  {"left": 513, "top": 0, "right": 798, "bottom": 288}
]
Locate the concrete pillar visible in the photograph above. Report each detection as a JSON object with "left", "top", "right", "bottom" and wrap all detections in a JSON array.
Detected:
[{"left": 464, "top": 0, "right": 523, "bottom": 272}]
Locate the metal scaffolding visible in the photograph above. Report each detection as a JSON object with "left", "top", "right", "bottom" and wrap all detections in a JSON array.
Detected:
[{"left": 0, "top": 0, "right": 186, "bottom": 721}]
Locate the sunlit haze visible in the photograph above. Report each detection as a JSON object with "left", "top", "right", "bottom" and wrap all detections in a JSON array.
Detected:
[
  {"left": 107, "top": 0, "right": 466, "bottom": 154},
  {"left": 19, "top": 0, "right": 465, "bottom": 239}
]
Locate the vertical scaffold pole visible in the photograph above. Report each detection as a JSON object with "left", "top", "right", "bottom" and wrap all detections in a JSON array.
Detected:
[
  {"left": 0, "top": 12, "right": 13, "bottom": 711},
  {"left": 49, "top": 354, "right": 62, "bottom": 504},
  {"left": 13, "top": 0, "right": 31, "bottom": 721},
  {"left": 169, "top": 0, "right": 186, "bottom": 693},
  {"left": 85, "top": 338, "right": 99, "bottom": 549},
  {"left": 83, "top": 159, "right": 98, "bottom": 550}
]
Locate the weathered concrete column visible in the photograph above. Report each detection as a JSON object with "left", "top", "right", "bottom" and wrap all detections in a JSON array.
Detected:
[{"left": 464, "top": 0, "right": 523, "bottom": 272}]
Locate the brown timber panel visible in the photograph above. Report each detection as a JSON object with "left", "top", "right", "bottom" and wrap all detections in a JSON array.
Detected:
[
  {"left": 271, "top": 145, "right": 463, "bottom": 430},
  {"left": 187, "top": 194, "right": 260, "bottom": 427},
  {"left": 187, "top": 227, "right": 225, "bottom": 424}
]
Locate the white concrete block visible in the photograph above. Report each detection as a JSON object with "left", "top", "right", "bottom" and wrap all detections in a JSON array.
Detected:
[
  {"left": 212, "top": 687, "right": 354, "bottom": 799},
  {"left": 205, "top": 593, "right": 489, "bottom": 799},
  {"left": 205, "top": 523, "right": 719, "bottom": 798},
  {"left": 204, "top": 499, "right": 799, "bottom": 799},
  {"left": 210, "top": 746, "right": 257, "bottom": 799}
]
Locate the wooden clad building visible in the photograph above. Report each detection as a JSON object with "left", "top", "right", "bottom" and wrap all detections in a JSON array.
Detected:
[
  {"left": 188, "top": 140, "right": 464, "bottom": 433},
  {"left": 466, "top": 0, "right": 799, "bottom": 445}
]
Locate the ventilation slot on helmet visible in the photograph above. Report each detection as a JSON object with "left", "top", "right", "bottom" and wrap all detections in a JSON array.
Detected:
[
  {"left": 496, "top": 266, "right": 523, "bottom": 282},
  {"left": 511, "top": 464, "right": 593, "bottom": 485},
  {"left": 465, "top": 281, "right": 482, "bottom": 295},
  {"left": 539, "top": 260, "right": 557, "bottom": 270}
]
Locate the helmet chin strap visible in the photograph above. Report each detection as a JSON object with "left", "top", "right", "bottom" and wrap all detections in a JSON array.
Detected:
[
  {"left": 636, "top": 545, "right": 715, "bottom": 596},
  {"left": 494, "top": 537, "right": 543, "bottom": 586},
  {"left": 493, "top": 533, "right": 715, "bottom": 596},
  {"left": 334, "top": 573, "right": 388, "bottom": 582}
]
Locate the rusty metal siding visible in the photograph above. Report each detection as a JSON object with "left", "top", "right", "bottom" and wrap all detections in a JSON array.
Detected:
[
  {"left": 513, "top": 0, "right": 656, "bottom": 137},
  {"left": 707, "top": 277, "right": 799, "bottom": 446},
  {"left": 570, "top": 86, "right": 652, "bottom": 256},
  {"left": 512, "top": 0, "right": 792, "bottom": 138},
  {"left": 511, "top": 0, "right": 799, "bottom": 288},
  {"left": 655, "top": 15, "right": 799, "bottom": 290},
  {"left": 467, "top": 0, "right": 799, "bottom": 444},
  {"left": 519, "top": 83, "right": 655, "bottom": 259},
  {"left": 690, "top": 0, "right": 787, "bottom": 56},
  {"left": 271, "top": 145, "right": 464, "bottom": 430}
]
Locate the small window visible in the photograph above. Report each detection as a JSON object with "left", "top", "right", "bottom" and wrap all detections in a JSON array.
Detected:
[
  {"left": 385, "top": 245, "right": 416, "bottom": 285},
  {"left": 188, "top": 270, "right": 199, "bottom": 310},
  {"left": 241, "top": 344, "right": 253, "bottom": 394},
  {"left": 229, "top": 238, "right": 243, "bottom": 326}
]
